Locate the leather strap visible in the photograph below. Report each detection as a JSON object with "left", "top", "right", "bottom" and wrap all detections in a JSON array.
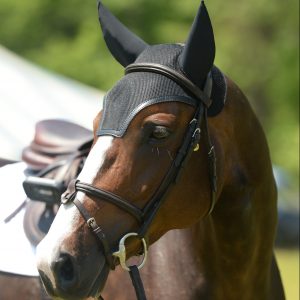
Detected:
[
  {"left": 76, "top": 182, "right": 143, "bottom": 222},
  {"left": 129, "top": 265, "right": 147, "bottom": 300},
  {"left": 125, "top": 63, "right": 212, "bottom": 108},
  {"left": 62, "top": 180, "right": 143, "bottom": 222},
  {"left": 73, "top": 198, "right": 116, "bottom": 269},
  {"left": 203, "top": 109, "right": 217, "bottom": 215},
  {"left": 137, "top": 104, "right": 205, "bottom": 238}
]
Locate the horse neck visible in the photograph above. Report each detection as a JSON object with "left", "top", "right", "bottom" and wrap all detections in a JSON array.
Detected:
[{"left": 186, "top": 78, "right": 278, "bottom": 299}]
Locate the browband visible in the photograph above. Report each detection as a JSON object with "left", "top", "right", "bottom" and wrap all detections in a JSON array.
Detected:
[{"left": 125, "top": 63, "right": 212, "bottom": 108}]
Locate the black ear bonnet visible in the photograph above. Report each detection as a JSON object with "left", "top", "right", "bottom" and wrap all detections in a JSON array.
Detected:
[{"left": 97, "top": 1, "right": 227, "bottom": 137}]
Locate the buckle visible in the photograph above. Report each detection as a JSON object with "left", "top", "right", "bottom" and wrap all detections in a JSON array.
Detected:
[
  {"left": 192, "top": 128, "right": 201, "bottom": 152},
  {"left": 112, "top": 233, "right": 148, "bottom": 271}
]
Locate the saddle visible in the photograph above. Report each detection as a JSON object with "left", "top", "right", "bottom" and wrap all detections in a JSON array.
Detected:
[
  {"left": 22, "top": 119, "right": 93, "bottom": 246},
  {"left": 22, "top": 119, "right": 93, "bottom": 170}
]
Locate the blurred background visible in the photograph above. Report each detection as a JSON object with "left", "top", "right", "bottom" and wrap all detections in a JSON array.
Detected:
[{"left": 0, "top": 0, "right": 298, "bottom": 298}]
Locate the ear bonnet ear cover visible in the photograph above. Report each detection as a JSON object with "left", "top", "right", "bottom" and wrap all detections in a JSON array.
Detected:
[
  {"left": 98, "top": 44, "right": 200, "bottom": 137},
  {"left": 97, "top": 3, "right": 226, "bottom": 137},
  {"left": 98, "top": 1, "right": 148, "bottom": 66}
]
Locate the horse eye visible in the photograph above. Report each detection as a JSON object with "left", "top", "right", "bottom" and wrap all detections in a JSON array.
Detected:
[{"left": 151, "top": 126, "right": 171, "bottom": 140}]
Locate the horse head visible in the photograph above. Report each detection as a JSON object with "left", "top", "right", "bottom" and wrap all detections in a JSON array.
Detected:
[{"left": 36, "top": 2, "right": 219, "bottom": 299}]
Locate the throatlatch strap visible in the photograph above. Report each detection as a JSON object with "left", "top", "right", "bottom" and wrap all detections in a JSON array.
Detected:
[
  {"left": 202, "top": 109, "right": 217, "bottom": 214},
  {"left": 129, "top": 266, "right": 147, "bottom": 300}
]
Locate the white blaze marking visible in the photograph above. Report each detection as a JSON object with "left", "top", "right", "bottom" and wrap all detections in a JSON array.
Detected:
[
  {"left": 78, "top": 136, "right": 113, "bottom": 182},
  {"left": 36, "top": 136, "right": 114, "bottom": 269}
]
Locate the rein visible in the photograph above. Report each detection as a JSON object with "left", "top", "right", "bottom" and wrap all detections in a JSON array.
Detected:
[{"left": 61, "top": 63, "right": 217, "bottom": 300}]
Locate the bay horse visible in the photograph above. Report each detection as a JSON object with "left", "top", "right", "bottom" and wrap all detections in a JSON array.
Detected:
[{"left": 36, "top": 1, "right": 285, "bottom": 299}]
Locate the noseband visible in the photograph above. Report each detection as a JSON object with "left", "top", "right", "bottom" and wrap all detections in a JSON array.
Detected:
[{"left": 61, "top": 63, "right": 217, "bottom": 300}]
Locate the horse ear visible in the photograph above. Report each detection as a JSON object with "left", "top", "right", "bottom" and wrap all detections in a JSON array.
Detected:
[
  {"left": 179, "top": 1, "right": 215, "bottom": 88},
  {"left": 97, "top": 1, "right": 148, "bottom": 67}
]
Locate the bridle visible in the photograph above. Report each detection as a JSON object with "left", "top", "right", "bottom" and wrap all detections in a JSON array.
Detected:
[{"left": 61, "top": 63, "right": 217, "bottom": 300}]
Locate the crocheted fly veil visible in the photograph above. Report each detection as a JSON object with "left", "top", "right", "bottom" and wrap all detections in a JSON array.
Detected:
[
  {"left": 98, "top": 44, "right": 199, "bottom": 137},
  {"left": 97, "top": 1, "right": 226, "bottom": 137}
]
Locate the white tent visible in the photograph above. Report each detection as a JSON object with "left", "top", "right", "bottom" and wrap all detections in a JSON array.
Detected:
[{"left": 0, "top": 46, "right": 104, "bottom": 160}]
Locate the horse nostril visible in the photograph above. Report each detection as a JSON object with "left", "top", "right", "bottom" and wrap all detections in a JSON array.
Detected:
[
  {"left": 60, "top": 257, "right": 74, "bottom": 281},
  {"left": 53, "top": 253, "right": 78, "bottom": 291}
]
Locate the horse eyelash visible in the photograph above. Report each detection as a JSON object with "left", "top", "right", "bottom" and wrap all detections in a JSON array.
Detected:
[
  {"left": 151, "top": 147, "right": 173, "bottom": 161},
  {"left": 167, "top": 150, "right": 174, "bottom": 161}
]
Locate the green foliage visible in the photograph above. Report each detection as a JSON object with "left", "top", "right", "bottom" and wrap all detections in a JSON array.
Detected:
[
  {"left": 276, "top": 249, "right": 300, "bottom": 300},
  {"left": 0, "top": 0, "right": 298, "bottom": 182}
]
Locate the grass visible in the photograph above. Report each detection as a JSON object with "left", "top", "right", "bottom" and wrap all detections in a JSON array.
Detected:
[{"left": 275, "top": 249, "right": 299, "bottom": 300}]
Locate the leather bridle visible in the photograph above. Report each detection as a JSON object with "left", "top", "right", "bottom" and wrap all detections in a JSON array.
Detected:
[{"left": 61, "top": 63, "right": 217, "bottom": 300}]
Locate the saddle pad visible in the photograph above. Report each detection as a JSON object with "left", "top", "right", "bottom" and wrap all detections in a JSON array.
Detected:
[{"left": 0, "top": 162, "right": 39, "bottom": 277}]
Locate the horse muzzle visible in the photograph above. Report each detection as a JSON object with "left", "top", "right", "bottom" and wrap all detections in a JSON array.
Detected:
[
  {"left": 37, "top": 250, "right": 109, "bottom": 299},
  {"left": 36, "top": 230, "right": 110, "bottom": 300}
]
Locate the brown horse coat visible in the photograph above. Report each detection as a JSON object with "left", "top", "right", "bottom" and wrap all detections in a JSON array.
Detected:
[{"left": 36, "top": 2, "right": 286, "bottom": 299}]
